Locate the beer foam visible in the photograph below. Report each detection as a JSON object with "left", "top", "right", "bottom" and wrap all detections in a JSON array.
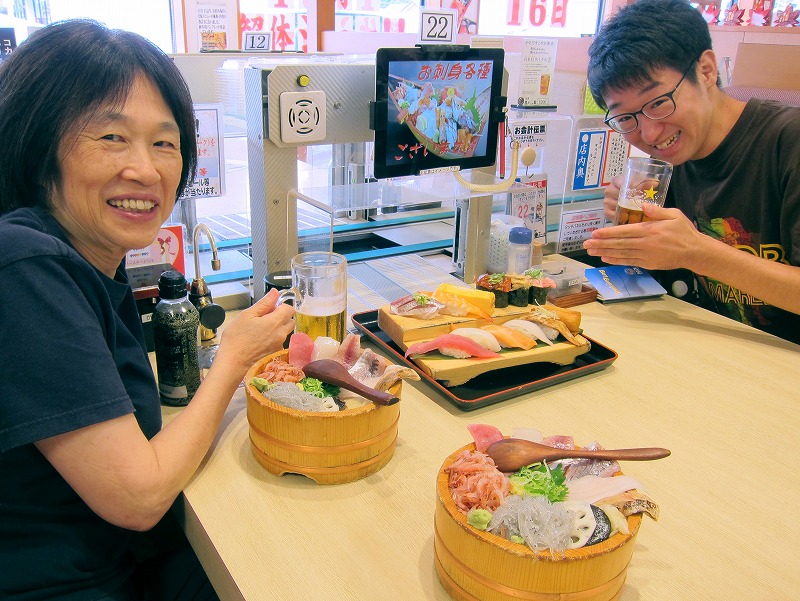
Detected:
[{"left": 298, "top": 295, "right": 347, "bottom": 316}]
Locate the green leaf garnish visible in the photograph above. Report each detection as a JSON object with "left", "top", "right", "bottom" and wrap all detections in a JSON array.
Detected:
[
  {"left": 412, "top": 292, "right": 431, "bottom": 306},
  {"left": 508, "top": 462, "right": 568, "bottom": 503}
]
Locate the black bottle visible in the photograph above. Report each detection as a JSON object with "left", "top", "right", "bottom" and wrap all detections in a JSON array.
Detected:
[{"left": 152, "top": 270, "right": 201, "bottom": 406}]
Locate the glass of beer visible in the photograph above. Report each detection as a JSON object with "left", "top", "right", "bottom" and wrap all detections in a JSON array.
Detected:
[
  {"left": 540, "top": 73, "right": 551, "bottom": 96},
  {"left": 278, "top": 252, "right": 348, "bottom": 342},
  {"left": 613, "top": 157, "right": 673, "bottom": 225}
]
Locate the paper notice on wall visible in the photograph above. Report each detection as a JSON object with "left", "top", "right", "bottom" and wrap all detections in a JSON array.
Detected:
[
  {"left": 180, "top": 104, "right": 226, "bottom": 200},
  {"left": 197, "top": 3, "right": 230, "bottom": 50},
  {"left": 517, "top": 38, "right": 558, "bottom": 108},
  {"left": 509, "top": 177, "right": 548, "bottom": 240},
  {"left": 557, "top": 208, "right": 604, "bottom": 254}
]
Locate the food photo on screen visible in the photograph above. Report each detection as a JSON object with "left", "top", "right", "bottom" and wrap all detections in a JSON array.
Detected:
[
  {"left": 372, "top": 47, "right": 505, "bottom": 180},
  {"left": 388, "top": 59, "right": 493, "bottom": 167}
]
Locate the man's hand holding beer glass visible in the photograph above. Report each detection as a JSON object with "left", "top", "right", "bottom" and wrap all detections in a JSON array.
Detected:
[{"left": 584, "top": 164, "right": 715, "bottom": 273}]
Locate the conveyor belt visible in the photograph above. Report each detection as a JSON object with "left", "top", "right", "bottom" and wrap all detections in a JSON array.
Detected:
[{"left": 345, "top": 255, "right": 467, "bottom": 330}]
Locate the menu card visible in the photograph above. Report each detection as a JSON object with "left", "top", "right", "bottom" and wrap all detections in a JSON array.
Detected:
[{"left": 584, "top": 265, "right": 667, "bottom": 303}]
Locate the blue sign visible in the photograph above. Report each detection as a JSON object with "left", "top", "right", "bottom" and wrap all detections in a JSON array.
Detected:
[
  {"left": 571, "top": 129, "right": 607, "bottom": 191},
  {"left": 0, "top": 28, "right": 16, "bottom": 62}
]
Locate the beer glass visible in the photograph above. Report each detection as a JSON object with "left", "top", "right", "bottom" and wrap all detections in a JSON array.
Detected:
[
  {"left": 613, "top": 157, "right": 673, "bottom": 225},
  {"left": 278, "top": 252, "right": 348, "bottom": 342}
]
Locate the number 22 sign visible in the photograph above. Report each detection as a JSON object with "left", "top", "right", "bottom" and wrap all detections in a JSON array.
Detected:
[{"left": 418, "top": 8, "right": 458, "bottom": 45}]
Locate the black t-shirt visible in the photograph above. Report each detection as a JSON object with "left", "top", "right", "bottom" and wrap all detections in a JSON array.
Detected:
[
  {"left": 0, "top": 207, "right": 162, "bottom": 600},
  {"left": 666, "top": 98, "right": 800, "bottom": 343}
]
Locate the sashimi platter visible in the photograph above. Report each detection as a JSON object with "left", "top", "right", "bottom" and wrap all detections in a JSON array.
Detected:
[
  {"left": 434, "top": 424, "right": 665, "bottom": 601},
  {"left": 377, "top": 283, "right": 593, "bottom": 386}
]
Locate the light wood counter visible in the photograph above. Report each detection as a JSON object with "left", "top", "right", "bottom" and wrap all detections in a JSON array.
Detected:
[{"left": 163, "top": 294, "right": 800, "bottom": 601}]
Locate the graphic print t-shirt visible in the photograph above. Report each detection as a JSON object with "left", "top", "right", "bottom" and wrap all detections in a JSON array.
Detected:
[{"left": 666, "top": 99, "right": 800, "bottom": 344}]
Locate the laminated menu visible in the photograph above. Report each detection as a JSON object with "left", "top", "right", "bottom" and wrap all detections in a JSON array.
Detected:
[{"left": 584, "top": 266, "right": 667, "bottom": 303}]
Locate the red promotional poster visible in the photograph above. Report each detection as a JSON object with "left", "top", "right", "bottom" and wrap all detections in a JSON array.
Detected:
[
  {"left": 126, "top": 224, "right": 186, "bottom": 275},
  {"left": 773, "top": 0, "right": 800, "bottom": 25},
  {"left": 720, "top": 0, "right": 746, "bottom": 24},
  {"left": 747, "top": 0, "right": 774, "bottom": 24},
  {"left": 693, "top": 2, "right": 721, "bottom": 25}
]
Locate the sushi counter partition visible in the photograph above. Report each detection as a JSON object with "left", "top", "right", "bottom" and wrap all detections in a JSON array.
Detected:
[{"left": 160, "top": 255, "right": 800, "bottom": 601}]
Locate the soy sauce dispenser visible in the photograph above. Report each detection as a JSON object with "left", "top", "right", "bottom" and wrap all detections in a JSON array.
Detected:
[{"left": 152, "top": 270, "right": 201, "bottom": 406}]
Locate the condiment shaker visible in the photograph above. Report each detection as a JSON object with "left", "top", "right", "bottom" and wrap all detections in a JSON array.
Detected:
[
  {"left": 506, "top": 227, "right": 533, "bottom": 274},
  {"left": 152, "top": 270, "right": 201, "bottom": 406}
]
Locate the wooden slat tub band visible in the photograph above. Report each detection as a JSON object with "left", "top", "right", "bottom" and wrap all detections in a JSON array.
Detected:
[
  {"left": 433, "top": 524, "right": 630, "bottom": 601},
  {"left": 248, "top": 413, "right": 399, "bottom": 454},
  {"left": 250, "top": 435, "right": 397, "bottom": 475}
]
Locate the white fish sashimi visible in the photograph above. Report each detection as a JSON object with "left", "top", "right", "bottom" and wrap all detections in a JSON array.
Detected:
[
  {"left": 565, "top": 474, "right": 643, "bottom": 505},
  {"left": 511, "top": 426, "right": 544, "bottom": 442},
  {"left": 450, "top": 327, "right": 502, "bottom": 352},
  {"left": 502, "top": 319, "right": 554, "bottom": 346},
  {"left": 311, "top": 336, "right": 340, "bottom": 361}
]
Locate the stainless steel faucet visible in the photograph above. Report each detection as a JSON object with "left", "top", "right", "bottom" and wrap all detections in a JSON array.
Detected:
[{"left": 189, "top": 224, "right": 225, "bottom": 341}]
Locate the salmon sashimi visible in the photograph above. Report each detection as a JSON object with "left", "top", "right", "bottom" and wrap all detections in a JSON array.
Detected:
[
  {"left": 404, "top": 334, "right": 502, "bottom": 359},
  {"left": 480, "top": 324, "right": 537, "bottom": 350}
]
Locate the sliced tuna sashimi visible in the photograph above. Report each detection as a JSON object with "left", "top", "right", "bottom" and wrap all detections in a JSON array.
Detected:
[
  {"left": 287, "top": 332, "right": 314, "bottom": 369},
  {"left": 467, "top": 423, "right": 505, "bottom": 453}
]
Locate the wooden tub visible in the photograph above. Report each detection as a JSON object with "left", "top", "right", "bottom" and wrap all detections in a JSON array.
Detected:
[
  {"left": 244, "top": 350, "right": 401, "bottom": 485},
  {"left": 434, "top": 444, "right": 642, "bottom": 601}
]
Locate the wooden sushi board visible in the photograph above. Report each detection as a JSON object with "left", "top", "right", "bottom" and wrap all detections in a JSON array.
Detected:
[{"left": 377, "top": 305, "right": 591, "bottom": 387}]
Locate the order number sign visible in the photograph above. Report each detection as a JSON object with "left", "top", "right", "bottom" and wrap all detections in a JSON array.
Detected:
[
  {"left": 418, "top": 8, "right": 457, "bottom": 45},
  {"left": 242, "top": 31, "right": 272, "bottom": 52}
]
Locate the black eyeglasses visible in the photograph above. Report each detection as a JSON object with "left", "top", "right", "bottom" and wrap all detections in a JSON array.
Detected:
[{"left": 604, "top": 58, "right": 699, "bottom": 134}]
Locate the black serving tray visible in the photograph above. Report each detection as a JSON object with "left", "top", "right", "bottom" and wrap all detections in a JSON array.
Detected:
[{"left": 351, "top": 310, "right": 618, "bottom": 411}]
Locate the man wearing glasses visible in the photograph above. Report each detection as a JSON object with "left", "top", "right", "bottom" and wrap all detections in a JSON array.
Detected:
[{"left": 583, "top": 0, "right": 800, "bottom": 343}]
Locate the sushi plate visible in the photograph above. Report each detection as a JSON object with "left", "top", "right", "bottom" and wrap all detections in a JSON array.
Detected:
[{"left": 351, "top": 310, "right": 618, "bottom": 411}]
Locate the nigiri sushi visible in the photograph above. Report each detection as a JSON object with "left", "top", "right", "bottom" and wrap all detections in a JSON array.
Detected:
[
  {"left": 430, "top": 289, "right": 494, "bottom": 321},
  {"left": 525, "top": 308, "right": 583, "bottom": 346},
  {"left": 405, "top": 334, "right": 502, "bottom": 359},
  {"left": 390, "top": 292, "right": 444, "bottom": 319},
  {"left": 480, "top": 324, "right": 537, "bottom": 350},
  {"left": 502, "top": 319, "right": 554, "bottom": 346},
  {"left": 449, "top": 327, "right": 502, "bottom": 352}
]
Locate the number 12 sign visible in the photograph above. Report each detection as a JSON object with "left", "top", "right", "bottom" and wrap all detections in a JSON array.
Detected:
[
  {"left": 242, "top": 31, "right": 272, "bottom": 52},
  {"left": 418, "top": 8, "right": 458, "bottom": 45}
]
